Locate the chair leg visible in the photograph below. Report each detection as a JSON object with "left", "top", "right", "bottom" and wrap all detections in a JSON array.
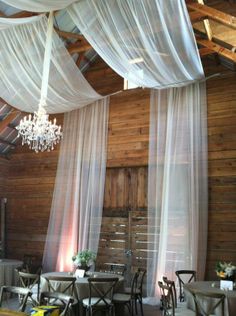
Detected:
[
  {"left": 139, "top": 297, "right": 144, "bottom": 316},
  {"left": 134, "top": 297, "right": 138, "bottom": 315}
]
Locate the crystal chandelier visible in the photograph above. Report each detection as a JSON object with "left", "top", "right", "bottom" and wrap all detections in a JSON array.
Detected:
[
  {"left": 16, "top": 101, "right": 62, "bottom": 153},
  {"left": 16, "top": 11, "right": 62, "bottom": 153}
]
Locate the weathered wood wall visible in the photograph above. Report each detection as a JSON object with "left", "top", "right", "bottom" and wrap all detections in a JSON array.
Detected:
[
  {"left": 0, "top": 158, "right": 8, "bottom": 197},
  {"left": 205, "top": 61, "right": 236, "bottom": 280},
  {"left": 2, "top": 57, "right": 236, "bottom": 280}
]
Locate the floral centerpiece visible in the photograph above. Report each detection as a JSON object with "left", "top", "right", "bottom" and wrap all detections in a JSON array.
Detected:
[
  {"left": 215, "top": 261, "right": 236, "bottom": 281},
  {"left": 72, "top": 249, "right": 96, "bottom": 272}
]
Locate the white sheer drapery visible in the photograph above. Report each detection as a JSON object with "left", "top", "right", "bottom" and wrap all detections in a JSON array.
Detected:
[
  {"left": 1, "top": 0, "right": 76, "bottom": 11},
  {"left": 0, "top": 15, "right": 100, "bottom": 114},
  {"left": 146, "top": 83, "right": 208, "bottom": 304},
  {"left": 43, "top": 97, "right": 109, "bottom": 272},
  {"left": 68, "top": 0, "right": 204, "bottom": 89}
]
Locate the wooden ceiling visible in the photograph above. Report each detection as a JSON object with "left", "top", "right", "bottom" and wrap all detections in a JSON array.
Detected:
[{"left": 0, "top": 0, "right": 235, "bottom": 158}]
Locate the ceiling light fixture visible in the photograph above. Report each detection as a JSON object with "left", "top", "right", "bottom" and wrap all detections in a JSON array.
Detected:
[{"left": 16, "top": 12, "right": 62, "bottom": 153}]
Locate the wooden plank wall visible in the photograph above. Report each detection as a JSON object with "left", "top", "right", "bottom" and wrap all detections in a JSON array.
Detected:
[
  {"left": 0, "top": 158, "right": 8, "bottom": 197},
  {"left": 204, "top": 60, "right": 236, "bottom": 279},
  {"left": 2, "top": 57, "right": 236, "bottom": 281}
]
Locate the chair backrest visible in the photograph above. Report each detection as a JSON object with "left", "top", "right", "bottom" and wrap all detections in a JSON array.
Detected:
[
  {"left": 40, "top": 291, "right": 74, "bottom": 316},
  {"left": 44, "top": 276, "right": 76, "bottom": 296},
  {"left": 103, "top": 263, "right": 127, "bottom": 276},
  {"left": 22, "top": 254, "right": 42, "bottom": 274},
  {"left": 17, "top": 271, "right": 40, "bottom": 303},
  {"left": 0, "top": 286, "right": 32, "bottom": 312},
  {"left": 158, "top": 281, "right": 175, "bottom": 316},
  {"left": 191, "top": 290, "right": 225, "bottom": 316},
  {"left": 163, "top": 276, "right": 177, "bottom": 308},
  {"left": 175, "top": 270, "right": 196, "bottom": 302},
  {"left": 87, "top": 277, "right": 119, "bottom": 308},
  {"left": 137, "top": 268, "right": 146, "bottom": 295}
]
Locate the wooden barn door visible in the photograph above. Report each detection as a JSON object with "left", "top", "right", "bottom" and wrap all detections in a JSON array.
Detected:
[{"left": 96, "top": 167, "right": 148, "bottom": 279}]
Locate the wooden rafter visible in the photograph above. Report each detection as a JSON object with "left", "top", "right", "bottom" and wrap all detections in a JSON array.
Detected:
[
  {"left": 196, "top": 37, "right": 236, "bottom": 62},
  {"left": 199, "top": 47, "right": 216, "bottom": 57},
  {"left": 196, "top": 0, "right": 213, "bottom": 40},
  {"left": 54, "top": 28, "right": 84, "bottom": 41},
  {"left": 67, "top": 41, "right": 92, "bottom": 54},
  {"left": 0, "top": 112, "right": 18, "bottom": 133},
  {"left": 187, "top": 2, "right": 236, "bottom": 29},
  {"left": 0, "top": 137, "right": 16, "bottom": 148}
]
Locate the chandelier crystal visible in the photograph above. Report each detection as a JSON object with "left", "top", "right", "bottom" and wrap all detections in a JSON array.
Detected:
[
  {"left": 16, "top": 11, "right": 62, "bottom": 153},
  {"left": 16, "top": 102, "right": 62, "bottom": 153}
]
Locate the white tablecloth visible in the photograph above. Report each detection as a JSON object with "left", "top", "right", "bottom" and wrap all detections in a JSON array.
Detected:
[
  {"left": 184, "top": 281, "right": 236, "bottom": 316},
  {"left": 41, "top": 271, "right": 124, "bottom": 315},
  {"left": 0, "top": 259, "right": 23, "bottom": 287},
  {"left": 41, "top": 271, "right": 124, "bottom": 300}
]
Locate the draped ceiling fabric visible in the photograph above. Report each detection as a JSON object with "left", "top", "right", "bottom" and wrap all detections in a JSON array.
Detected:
[
  {"left": 43, "top": 98, "right": 109, "bottom": 272},
  {"left": 1, "top": 0, "right": 77, "bottom": 11},
  {"left": 0, "top": 15, "right": 100, "bottom": 114},
  {"left": 68, "top": 0, "right": 204, "bottom": 88},
  {"left": 147, "top": 84, "right": 208, "bottom": 304}
]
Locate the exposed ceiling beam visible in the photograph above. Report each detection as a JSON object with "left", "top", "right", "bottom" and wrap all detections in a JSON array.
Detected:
[
  {"left": 187, "top": 2, "right": 236, "bottom": 30},
  {"left": 0, "top": 112, "right": 18, "bottom": 133},
  {"left": 199, "top": 47, "right": 216, "bottom": 57},
  {"left": 67, "top": 41, "right": 92, "bottom": 54},
  {"left": 196, "top": 0, "right": 213, "bottom": 40},
  {"left": 0, "top": 137, "right": 16, "bottom": 148},
  {"left": 196, "top": 37, "right": 236, "bottom": 62},
  {"left": 189, "top": 10, "right": 208, "bottom": 23},
  {"left": 54, "top": 28, "right": 84, "bottom": 41}
]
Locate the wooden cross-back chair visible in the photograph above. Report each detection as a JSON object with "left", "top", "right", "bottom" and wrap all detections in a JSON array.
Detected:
[
  {"left": 113, "top": 272, "right": 139, "bottom": 316},
  {"left": 158, "top": 281, "right": 195, "bottom": 316},
  {"left": 124, "top": 268, "right": 146, "bottom": 316},
  {"left": 17, "top": 271, "right": 40, "bottom": 306},
  {"left": 191, "top": 290, "right": 225, "bottom": 316},
  {"left": 162, "top": 276, "right": 177, "bottom": 308},
  {"left": 83, "top": 277, "right": 119, "bottom": 316},
  {"left": 0, "top": 286, "right": 32, "bottom": 312},
  {"left": 22, "top": 254, "right": 42, "bottom": 275},
  {"left": 175, "top": 270, "right": 196, "bottom": 302},
  {"left": 40, "top": 291, "right": 74, "bottom": 316},
  {"left": 44, "top": 276, "right": 76, "bottom": 297}
]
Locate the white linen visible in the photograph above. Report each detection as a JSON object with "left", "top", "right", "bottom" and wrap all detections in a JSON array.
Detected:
[
  {"left": 43, "top": 97, "right": 109, "bottom": 272},
  {"left": 0, "top": 259, "right": 23, "bottom": 287},
  {"left": 1, "top": 0, "right": 76, "bottom": 11},
  {"left": 68, "top": 0, "right": 204, "bottom": 89},
  {"left": 0, "top": 14, "right": 100, "bottom": 114},
  {"left": 146, "top": 83, "right": 208, "bottom": 304}
]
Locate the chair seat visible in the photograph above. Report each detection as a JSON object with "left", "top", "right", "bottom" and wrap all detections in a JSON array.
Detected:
[
  {"left": 124, "top": 287, "right": 141, "bottom": 295},
  {"left": 83, "top": 297, "right": 112, "bottom": 307},
  {"left": 113, "top": 293, "right": 131, "bottom": 303}
]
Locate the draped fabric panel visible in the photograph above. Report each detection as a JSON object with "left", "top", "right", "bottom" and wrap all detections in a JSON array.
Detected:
[
  {"left": 1, "top": 0, "right": 76, "bottom": 11},
  {"left": 68, "top": 0, "right": 204, "bottom": 89},
  {"left": 43, "top": 97, "right": 109, "bottom": 272},
  {"left": 0, "top": 15, "right": 100, "bottom": 114},
  {"left": 146, "top": 83, "right": 208, "bottom": 303}
]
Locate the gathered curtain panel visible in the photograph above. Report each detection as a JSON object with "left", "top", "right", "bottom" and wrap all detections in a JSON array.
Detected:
[
  {"left": 68, "top": 0, "right": 204, "bottom": 89},
  {"left": 43, "top": 97, "right": 109, "bottom": 272},
  {"left": 0, "top": 14, "right": 100, "bottom": 114},
  {"left": 146, "top": 83, "right": 208, "bottom": 304},
  {"left": 1, "top": 0, "right": 77, "bottom": 11}
]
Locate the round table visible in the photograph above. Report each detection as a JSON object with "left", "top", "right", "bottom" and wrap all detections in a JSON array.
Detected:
[
  {"left": 0, "top": 259, "right": 23, "bottom": 288},
  {"left": 41, "top": 271, "right": 124, "bottom": 315},
  {"left": 184, "top": 281, "right": 236, "bottom": 316}
]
